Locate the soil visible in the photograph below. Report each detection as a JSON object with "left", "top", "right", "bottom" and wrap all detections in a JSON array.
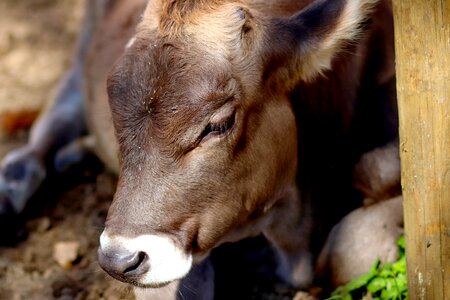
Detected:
[
  {"left": 0, "top": 151, "right": 134, "bottom": 300},
  {"left": 0, "top": 0, "right": 84, "bottom": 114},
  {"left": 0, "top": 1, "right": 317, "bottom": 299}
]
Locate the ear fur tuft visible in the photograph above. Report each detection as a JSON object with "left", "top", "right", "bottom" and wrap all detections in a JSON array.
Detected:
[{"left": 265, "top": 0, "right": 379, "bottom": 89}]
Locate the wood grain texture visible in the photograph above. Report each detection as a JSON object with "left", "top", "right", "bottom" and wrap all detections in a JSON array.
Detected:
[{"left": 392, "top": 0, "right": 449, "bottom": 299}]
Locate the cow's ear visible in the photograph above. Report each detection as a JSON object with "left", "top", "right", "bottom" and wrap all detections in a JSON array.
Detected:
[{"left": 263, "top": 0, "right": 378, "bottom": 89}]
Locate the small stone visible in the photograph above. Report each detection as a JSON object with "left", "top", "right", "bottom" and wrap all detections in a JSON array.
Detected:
[
  {"left": 36, "top": 217, "right": 51, "bottom": 233},
  {"left": 53, "top": 241, "right": 80, "bottom": 269},
  {"left": 293, "top": 291, "right": 317, "bottom": 300}
]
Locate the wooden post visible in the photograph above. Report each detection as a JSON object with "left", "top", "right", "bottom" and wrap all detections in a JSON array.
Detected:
[{"left": 392, "top": 0, "right": 449, "bottom": 299}]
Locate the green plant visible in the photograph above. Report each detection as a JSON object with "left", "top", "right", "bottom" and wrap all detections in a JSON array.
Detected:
[{"left": 327, "top": 236, "right": 408, "bottom": 300}]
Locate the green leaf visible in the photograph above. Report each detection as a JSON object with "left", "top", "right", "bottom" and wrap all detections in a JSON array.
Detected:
[
  {"left": 397, "top": 236, "right": 405, "bottom": 250},
  {"left": 392, "top": 257, "right": 406, "bottom": 274},
  {"left": 326, "top": 292, "right": 353, "bottom": 300},
  {"left": 328, "top": 286, "right": 350, "bottom": 300},
  {"left": 369, "top": 259, "right": 382, "bottom": 274},
  {"left": 395, "top": 273, "right": 407, "bottom": 287},
  {"left": 345, "top": 271, "right": 376, "bottom": 291},
  {"left": 379, "top": 264, "right": 394, "bottom": 278},
  {"left": 367, "top": 277, "right": 386, "bottom": 293},
  {"left": 397, "top": 236, "right": 406, "bottom": 256},
  {"left": 381, "top": 278, "right": 406, "bottom": 299},
  {"left": 328, "top": 236, "right": 408, "bottom": 300}
]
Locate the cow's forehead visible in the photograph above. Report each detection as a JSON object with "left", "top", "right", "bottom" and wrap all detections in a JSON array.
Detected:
[
  {"left": 108, "top": 36, "right": 238, "bottom": 158},
  {"left": 124, "top": 31, "right": 238, "bottom": 105},
  {"left": 138, "top": 0, "right": 246, "bottom": 59},
  {"left": 184, "top": 4, "right": 247, "bottom": 58}
]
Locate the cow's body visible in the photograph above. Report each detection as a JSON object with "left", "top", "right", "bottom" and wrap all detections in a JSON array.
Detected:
[{"left": 0, "top": 0, "right": 402, "bottom": 299}]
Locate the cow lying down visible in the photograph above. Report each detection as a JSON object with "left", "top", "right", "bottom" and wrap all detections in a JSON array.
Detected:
[{"left": 0, "top": 0, "right": 402, "bottom": 298}]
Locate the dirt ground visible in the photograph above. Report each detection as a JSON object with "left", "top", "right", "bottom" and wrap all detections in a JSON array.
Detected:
[
  {"left": 0, "top": 1, "right": 315, "bottom": 299},
  {"left": 0, "top": 143, "right": 134, "bottom": 300},
  {"left": 0, "top": 0, "right": 84, "bottom": 114},
  {"left": 0, "top": 2, "right": 131, "bottom": 296}
]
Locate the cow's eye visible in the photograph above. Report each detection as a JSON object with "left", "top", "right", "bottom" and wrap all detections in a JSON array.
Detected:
[{"left": 201, "top": 111, "right": 236, "bottom": 142}]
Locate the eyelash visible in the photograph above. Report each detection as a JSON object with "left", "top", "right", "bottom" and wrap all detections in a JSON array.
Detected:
[{"left": 201, "top": 112, "right": 236, "bottom": 140}]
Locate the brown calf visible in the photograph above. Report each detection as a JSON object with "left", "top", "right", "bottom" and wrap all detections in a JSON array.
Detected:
[
  {"left": 99, "top": 0, "right": 397, "bottom": 292},
  {"left": 0, "top": 0, "right": 400, "bottom": 298}
]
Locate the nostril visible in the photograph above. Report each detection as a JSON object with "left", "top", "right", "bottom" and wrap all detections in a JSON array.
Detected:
[
  {"left": 98, "top": 248, "right": 149, "bottom": 282},
  {"left": 123, "top": 251, "right": 148, "bottom": 274}
]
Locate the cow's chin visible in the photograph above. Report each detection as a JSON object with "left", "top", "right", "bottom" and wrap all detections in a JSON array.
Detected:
[{"left": 98, "top": 232, "right": 193, "bottom": 288}]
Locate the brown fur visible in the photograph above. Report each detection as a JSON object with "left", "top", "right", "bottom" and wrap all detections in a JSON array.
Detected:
[
  {"left": 87, "top": 0, "right": 399, "bottom": 292},
  {"left": 0, "top": 0, "right": 400, "bottom": 296}
]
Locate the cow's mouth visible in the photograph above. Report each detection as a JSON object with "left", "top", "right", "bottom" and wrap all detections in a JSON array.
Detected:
[{"left": 127, "top": 279, "right": 173, "bottom": 289}]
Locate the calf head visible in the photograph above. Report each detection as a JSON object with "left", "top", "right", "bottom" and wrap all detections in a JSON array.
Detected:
[{"left": 98, "top": 0, "right": 378, "bottom": 288}]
